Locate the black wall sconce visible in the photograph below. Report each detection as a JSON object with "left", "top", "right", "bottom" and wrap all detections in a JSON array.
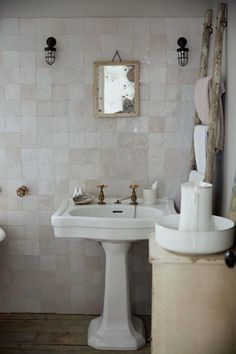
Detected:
[
  {"left": 45, "top": 37, "right": 56, "bottom": 65},
  {"left": 177, "top": 37, "right": 189, "bottom": 66}
]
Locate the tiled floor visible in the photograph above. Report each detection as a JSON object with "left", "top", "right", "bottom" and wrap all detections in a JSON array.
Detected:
[{"left": 0, "top": 313, "right": 151, "bottom": 353}]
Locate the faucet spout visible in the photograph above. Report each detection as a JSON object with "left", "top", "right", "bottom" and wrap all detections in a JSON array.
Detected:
[
  {"left": 115, "top": 185, "right": 139, "bottom": 205},
  {"left": 114, "top": 197, "right": 130, "bottom": 204}
]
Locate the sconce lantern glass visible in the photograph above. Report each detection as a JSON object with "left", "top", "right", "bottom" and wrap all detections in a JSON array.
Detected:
[
  {"left": 45, "top": 37, "right": 56, "bottom": 65},
  {"left": 177, "top": 37, "right": 189, "bottom": 66}
]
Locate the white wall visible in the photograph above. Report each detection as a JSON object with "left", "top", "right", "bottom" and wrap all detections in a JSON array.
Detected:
[
  {"left": 0, "top": 0, "right": 232, "bottom": 316},
  {"left": 0, "top": 0, "right": 218, "bottom": 18},
  {"left": 0, "top": 16, "right": 202, "bottom": 314}
]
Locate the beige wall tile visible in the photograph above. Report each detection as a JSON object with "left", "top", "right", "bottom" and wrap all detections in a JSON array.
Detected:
[{"left": 0, "top": 16, "right": 201, "bottom": 314}]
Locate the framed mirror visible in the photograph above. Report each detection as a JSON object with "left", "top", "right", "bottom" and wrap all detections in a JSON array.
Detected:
[{"left": 94, "top": 61, "right": 140, "bottom": 118}]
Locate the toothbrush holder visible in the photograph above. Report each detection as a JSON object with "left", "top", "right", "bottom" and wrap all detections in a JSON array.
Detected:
[{"left": 143, "top": 188, "right": 158, "bottom": 205}]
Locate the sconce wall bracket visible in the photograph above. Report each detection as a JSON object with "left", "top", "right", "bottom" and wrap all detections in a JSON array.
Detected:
[
  {"left": 177, "top": 37, "right": 189, "bottom": 66},
  {"left": 45, "top": 37, "right": 56, "bottom": 65}
]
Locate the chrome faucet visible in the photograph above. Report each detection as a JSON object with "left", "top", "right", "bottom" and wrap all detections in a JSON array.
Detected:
[{"left": 115, "top": 185, "right": 139, "bottom": 205}]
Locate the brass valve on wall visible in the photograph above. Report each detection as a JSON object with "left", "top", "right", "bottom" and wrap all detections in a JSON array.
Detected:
[{"left": 16, "top": 186, "right": 29, "bottom": 197}]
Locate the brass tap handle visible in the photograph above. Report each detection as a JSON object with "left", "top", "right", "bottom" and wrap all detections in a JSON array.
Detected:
[
  {"left": 17, "top": 185, "right": 29, "bottom": 197},
  {"left": 97, "top": 184, "right": 107, "bottom": 205},
  {"left": 129, "top": 184, "right": 139, "bottom": 205}
]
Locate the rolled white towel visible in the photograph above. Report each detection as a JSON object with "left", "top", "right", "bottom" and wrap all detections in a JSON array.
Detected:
[{"left": 194, "top": 125, "right": 208, "bottom": 174}]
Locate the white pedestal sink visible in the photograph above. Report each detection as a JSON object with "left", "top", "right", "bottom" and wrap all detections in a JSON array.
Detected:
[
  {"left": 52, "top": 198, "right": 175, "bottom": 350},
  {"left": 155, "top": 214, "right": 235, "bottom": 255}
]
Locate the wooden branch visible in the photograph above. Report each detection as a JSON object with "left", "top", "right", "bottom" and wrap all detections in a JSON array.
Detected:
[
  {"left": 190, "top": 9, "right": 213, "bottom": 171},
  {"left": 204, "top": 2, "right": 226, "bottom": 183}
]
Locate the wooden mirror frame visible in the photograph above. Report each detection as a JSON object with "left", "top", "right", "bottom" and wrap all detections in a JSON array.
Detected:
[{"left": 93, "top": 61, "right": 140, "bottom": 118}]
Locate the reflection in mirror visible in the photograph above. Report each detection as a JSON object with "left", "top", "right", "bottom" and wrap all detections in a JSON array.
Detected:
[{"left": 94, "top": 61, "right": 140, "bottom": 118}]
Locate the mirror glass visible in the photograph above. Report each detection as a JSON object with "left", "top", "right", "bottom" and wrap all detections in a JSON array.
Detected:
[{"left": 94, "top": 61, "right": 140, "bottom": 117}]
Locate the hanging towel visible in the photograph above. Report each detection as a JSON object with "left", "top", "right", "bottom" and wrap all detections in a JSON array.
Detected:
[
  {"left": 194, "top": 76, "right": 225, "bottom": 151},
  {"left": 194, "top": 125, "right": 208, "bottom": 174},
  {"left": 194, "top": 77, "right": 210, "bottom": 125},
  {"left": 216, "top": 80, "right": 225, "bottom": 151}
]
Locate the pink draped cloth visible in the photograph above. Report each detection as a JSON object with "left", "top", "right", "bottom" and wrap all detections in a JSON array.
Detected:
[{"left": 194, "top": 76, "right": 225, "bottom": 151}]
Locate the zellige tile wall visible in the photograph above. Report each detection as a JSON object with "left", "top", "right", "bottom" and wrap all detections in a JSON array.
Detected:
[{"left": 0, "top": 17, "right": 201, "bottom": 314}]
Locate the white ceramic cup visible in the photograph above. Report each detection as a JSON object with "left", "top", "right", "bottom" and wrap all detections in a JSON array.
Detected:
[{"left": 143, "top": 188, "right": 158, "bottom": 205}]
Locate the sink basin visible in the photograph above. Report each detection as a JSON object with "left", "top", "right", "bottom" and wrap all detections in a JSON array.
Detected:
[
  {"left": 51, "top": 198, "right": 175, "bottom": 350},
  {"left": 52, "top": 198, "right": 176, "bottom": 242},
  {"left": 155, "top": 214, "right": 235, "bottom": 255}
]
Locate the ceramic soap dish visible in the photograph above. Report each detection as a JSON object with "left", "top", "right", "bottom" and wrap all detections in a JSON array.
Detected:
[{"left": 73, "top": 194, "right": 95, "bottom": 205}]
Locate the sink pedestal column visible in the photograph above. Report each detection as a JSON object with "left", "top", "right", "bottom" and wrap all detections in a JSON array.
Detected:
[{"left": 88, "top": 241, "right": 146, "bottom": 350}]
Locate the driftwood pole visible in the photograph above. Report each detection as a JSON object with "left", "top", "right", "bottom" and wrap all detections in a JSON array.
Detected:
[
  {"left": 204, "top": 2, "right": 227, "bottom": 183},
  {"left": 190, "top": 9, "right": 213, "bottom": 171}
]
